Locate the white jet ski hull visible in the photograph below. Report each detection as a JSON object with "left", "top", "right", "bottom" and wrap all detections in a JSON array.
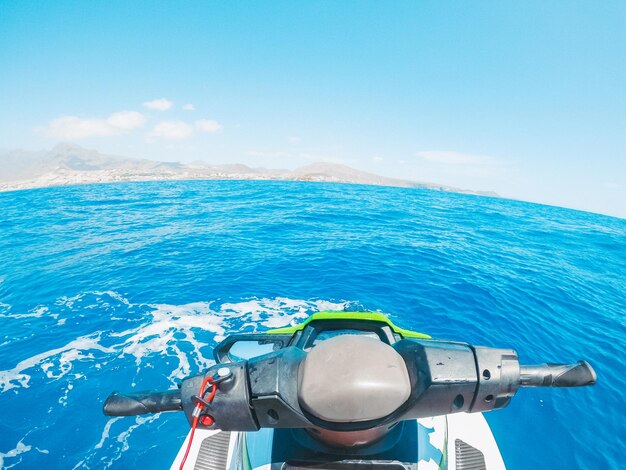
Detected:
[{"left": 171, "top": 412, "right": 505, "bottom": 470}]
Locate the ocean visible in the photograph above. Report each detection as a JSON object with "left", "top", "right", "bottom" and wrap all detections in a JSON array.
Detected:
[{"left": 0, "top": 180, "right": 624, "bottom": 469}]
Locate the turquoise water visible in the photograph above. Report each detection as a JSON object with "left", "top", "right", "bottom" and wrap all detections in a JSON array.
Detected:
[{"left": 0, "top": 180, "right": 624, "bottom": 469}]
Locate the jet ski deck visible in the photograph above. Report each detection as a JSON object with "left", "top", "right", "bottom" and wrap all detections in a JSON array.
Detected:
[{"left": 171, "top": 413, "right": 506, "bottom": 470}]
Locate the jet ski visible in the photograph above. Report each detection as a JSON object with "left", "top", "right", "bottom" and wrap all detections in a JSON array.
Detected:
[{"left": 102, "top": 311, "right": 597, "bottom": 470}]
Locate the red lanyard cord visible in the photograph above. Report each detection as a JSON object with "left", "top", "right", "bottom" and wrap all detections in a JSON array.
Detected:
[{"left": 179, "top": 376, "right": 217, "bottom": 470}]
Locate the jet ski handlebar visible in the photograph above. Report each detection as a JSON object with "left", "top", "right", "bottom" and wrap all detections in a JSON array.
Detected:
[
  {"left": 103, "top": 337, "right": 596, "bottom": 431},
  {"left": 103, "top": 390, "right": 182, "bottom": 416},
  {"left": 519, "top": 360, "right": 597, "bottom": 387},
  {"left": 104, "top": 336, "right": 596, "bottom": 431}
]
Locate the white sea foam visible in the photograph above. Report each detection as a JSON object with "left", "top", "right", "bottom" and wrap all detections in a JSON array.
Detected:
[
  {"left": 0, "top": 293, "right": 353, "bottom": 393},
  {"left": 111, "top": 301, "right": 225, "bottom": 382},
  {"left": 71, "top": 417, "right": 126, "bottom": 469},
  {"left": 57, "top": 290, "right": 131, "bottom": 309},
  {"left": 220, "top": 297, "right": 348, "bottom": 329},
  {"left": 0, "top": 440, "right": 48, "bottom": 469},
  {"left": 1, "top": 292, "right": 357, "bottom": 467},
  {"left": 95, "top": 418, "right": 121, "bottom": 450},
  {"left": 0, "top": 305, "right": 56, "bottom": 320},
  {"left": 79, "top": 415, "right": 160, "bottom": 469},
  {"left": 116, "top": 414, "right": 159, "bottom": 452},
  {"left": 57, "top": 375, "right": 84, "bottom": 406},
  {"left": 0, "top": 333, "right": 114, "bottom": 392}
]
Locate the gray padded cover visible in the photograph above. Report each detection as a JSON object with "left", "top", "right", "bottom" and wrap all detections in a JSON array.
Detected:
[{"left": 298, "top": 335, "right": 411, "bottom": 422}]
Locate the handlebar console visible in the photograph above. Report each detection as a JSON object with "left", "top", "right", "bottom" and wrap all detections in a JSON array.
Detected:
[{"left": 103, "top": 337, "right": 596, "bottom": 433}]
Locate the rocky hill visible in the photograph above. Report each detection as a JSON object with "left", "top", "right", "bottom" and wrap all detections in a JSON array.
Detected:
[{"left": 0, "top": 144, "right": 498, "bottom": 197}]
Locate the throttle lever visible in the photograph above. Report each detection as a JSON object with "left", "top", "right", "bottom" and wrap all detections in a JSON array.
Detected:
[{"left": 520, "top": 361, "right": 597, "bottom": 387}]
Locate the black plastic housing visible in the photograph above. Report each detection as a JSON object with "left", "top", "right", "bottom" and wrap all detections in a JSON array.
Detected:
[
  {"left": 180, "top": 362, "right": 258, "bottom": 431},
  {"left": 103, "top": 390, "right": 182, "bottom": 416},
  {"left": 179, "top": 339, "right": 507, "bottom": 431}
]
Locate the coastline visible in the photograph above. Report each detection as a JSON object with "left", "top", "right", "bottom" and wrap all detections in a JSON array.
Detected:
[
  {"left": 0, "top": 144, "right": 499, "bottom": 197},
  {"left": 0, "top": 169, "right": 498, "bottom": 197}
]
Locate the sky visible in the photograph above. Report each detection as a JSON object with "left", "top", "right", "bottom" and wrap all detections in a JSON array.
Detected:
[{"left": 1, "top": 1, "right": 625, "bottom": 218}]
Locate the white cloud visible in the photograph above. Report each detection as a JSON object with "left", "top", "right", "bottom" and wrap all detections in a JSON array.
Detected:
[
  {"left": 106, "top": 111, "right": 146, "bottom": 130},
  {"left": 182, "top": 103, "right": 195, "bottom": 111},
  {"left": 43, "top": 111, "right": 146, "bottom": 140},
  {"left": 287, "top": 136, "right": 301, "bottom": 144},
  {"left": 147, "top": 118, "right": 222, "bottom": 140},
  {"left": 371, "top": 156, "right": 384, "bottom": 162},
  {"left": 143, "top": 98, "right": 173, "bottom": 111},
  {"left": 149, "top": 121, "right": 194, "bottom": 140},
  {"left": 195, "top": 119, "right": 222, "bottom": 133}
]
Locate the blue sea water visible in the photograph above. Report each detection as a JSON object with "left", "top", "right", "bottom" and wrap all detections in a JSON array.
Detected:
[{"left": 0, "top": 180, "right": 624, "bottom": 469}]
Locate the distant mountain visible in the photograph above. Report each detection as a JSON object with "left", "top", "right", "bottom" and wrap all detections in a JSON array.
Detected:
[
  {"left": 0, "top": 143, "right": 498, "bottom": 197},
  {"left": 0, "top": 143, "right": 180, "bottom": 182},
  {"left": 289, "top": 162, "right": 412, "bottom": 186}
]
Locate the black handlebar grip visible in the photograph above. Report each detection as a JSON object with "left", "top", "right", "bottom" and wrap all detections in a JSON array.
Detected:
[
  {"left": 103, "top": 390, "right": 182, "bottom": 416},
  {"left": 519, "top": 361, "right": 597, "bottom": 387}
]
